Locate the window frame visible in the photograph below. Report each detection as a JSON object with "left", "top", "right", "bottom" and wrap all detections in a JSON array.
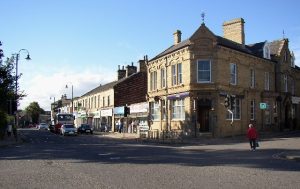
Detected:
[
  {"left": 171, "top": 99, "right": 185, "bottom": 120},
  {"left": 226, "top": 98, "right": 241, "bottom": 120},
  {"left": 150, "top": 101, "right": 160, "bottom": 121},
  {"left": 230, "top": 63, "right": 237, "bottom": 85},
  {"left": 197, "top": 59, "right": 211, "bottom": 83},
  {"left": 264, "top": 72, "right": 270, "bottom": 91},
  {"left": 250, "top": 69, "right": 255, "bottom": 88},
  {"left": 160, "top": 68, "right": 166, "bottom": 88}
]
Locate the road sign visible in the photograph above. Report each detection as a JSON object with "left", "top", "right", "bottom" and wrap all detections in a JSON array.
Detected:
[{"left": 260, "top": 103, "right": 267, "bottom": 109}]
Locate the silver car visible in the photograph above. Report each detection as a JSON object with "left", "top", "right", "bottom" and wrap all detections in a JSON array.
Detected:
[
  {"left": 38, "top": 123, "right": 48, "bottom": 130},
  {"left": 60, "top": 124, "right": 77, "bottom": 136}
]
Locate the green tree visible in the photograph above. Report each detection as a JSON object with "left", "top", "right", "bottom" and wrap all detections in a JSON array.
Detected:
[
  {"left": 0, "top": 41, "right": 15, "bottom": 138},
  {"left": 25, "top": 102, "right": 45, "bottom": 124}
]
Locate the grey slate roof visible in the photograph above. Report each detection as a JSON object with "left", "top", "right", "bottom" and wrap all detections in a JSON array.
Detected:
[
  {"left": 150, "top": 39, "right": 191, "bottom": 61},
  {"left": 81, "top": 72, "right": 139, "bottom": 97}
]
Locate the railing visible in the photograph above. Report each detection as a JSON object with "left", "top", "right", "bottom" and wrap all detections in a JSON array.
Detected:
[{"left": 162, "top": 130, "right": 183, "bottom": 143}]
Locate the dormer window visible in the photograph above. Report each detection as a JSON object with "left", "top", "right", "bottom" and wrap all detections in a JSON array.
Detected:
[{"left": 263, "top": 42, "right": 271, "bottom": 59}]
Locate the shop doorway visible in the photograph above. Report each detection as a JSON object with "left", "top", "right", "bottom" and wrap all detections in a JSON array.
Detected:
[{"left": 197, "top": 99, "right": 211, "bottom": 132}]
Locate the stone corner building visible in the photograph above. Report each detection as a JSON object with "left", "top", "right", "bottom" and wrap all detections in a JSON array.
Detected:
[{"left": 147, "top": 18, "right": 300, "bottom": 137}]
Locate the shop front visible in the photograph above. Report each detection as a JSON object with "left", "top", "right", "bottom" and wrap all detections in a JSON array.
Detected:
[
  {"left": 128, "top": 102, "right": 149, "bottom": 133},
  {"left": 92, "top": 110, "right": 101, "bottom": 130},
  {"left": 100, "top": 108, "right": 113, "bottom": 132}
]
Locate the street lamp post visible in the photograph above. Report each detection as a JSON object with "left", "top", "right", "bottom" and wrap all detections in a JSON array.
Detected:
[
  {"left": 50, "top": 96, "right": 56, "bottom": 124},
  {"left": 14, "top": 49, "right": 31, "bottom": 127},
  {"left": 65, "top": 84, "right": 73, "bottom": 114}
]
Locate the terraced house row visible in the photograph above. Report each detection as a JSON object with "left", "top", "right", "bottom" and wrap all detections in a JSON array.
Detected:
[{"left": 52, "top": 17, "right": 300, "bottom": 137}]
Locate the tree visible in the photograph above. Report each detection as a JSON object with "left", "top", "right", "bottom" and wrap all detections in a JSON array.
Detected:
[{"left": 25, "top": 102, "right": 45, "bottom": 124}]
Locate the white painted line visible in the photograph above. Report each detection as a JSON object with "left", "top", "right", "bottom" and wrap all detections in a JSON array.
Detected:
[{"left": 98, "top": 153, "right": 112, "bottom": 156}]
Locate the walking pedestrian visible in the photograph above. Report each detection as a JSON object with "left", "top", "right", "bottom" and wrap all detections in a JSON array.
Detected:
[
  {"left": 12, "top": 124, "right": 18, "bottom": 141},
  {"left": 247, "top": 123, "right": 258, "bottom": 151},
  {"left": 7, "top": 124, "right": 12, "bottom": 137}
]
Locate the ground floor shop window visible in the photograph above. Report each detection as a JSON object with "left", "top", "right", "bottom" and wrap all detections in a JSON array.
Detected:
[
  {"left": 171, "top": 99, "right": 185, "bottom": 120},
  {"left": 226, "top": 98, "right": 241, "bottom": 120},
  {"left": 150, "top": 101, "right": 160, "bottom": 120}
]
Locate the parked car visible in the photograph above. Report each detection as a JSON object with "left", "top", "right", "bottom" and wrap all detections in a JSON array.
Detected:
[
  {"left": 60, "top": 124, "right": 77, "bottom": 136},
  {"left": 38, "top": 123, "right": 48, "bottom": 130},
  {"left": 77, "top": 124, "right": 93, "bottom": 134}
]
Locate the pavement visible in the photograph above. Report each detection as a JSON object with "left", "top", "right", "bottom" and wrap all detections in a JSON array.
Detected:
[
  {"left": 1, "top": 129, "right": 300, "bottom": 162},
  {"left": 0, "top": 133, "right": 22, "bottom": 147}
]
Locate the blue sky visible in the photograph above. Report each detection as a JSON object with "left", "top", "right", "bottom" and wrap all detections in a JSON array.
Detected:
[{"left": 1, "top": 0, "right": 300, "bottom": 110}]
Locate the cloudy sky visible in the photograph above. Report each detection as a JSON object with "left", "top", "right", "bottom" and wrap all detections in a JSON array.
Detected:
[{"left": 1, "top": 0, "right": 300, "bottom": 111}]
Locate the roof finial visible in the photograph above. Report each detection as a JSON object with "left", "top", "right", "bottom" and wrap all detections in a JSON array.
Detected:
[
  {"left": 282, "top": 29, "right": 285, "bottom": 39},
  {"left": 201, "top": 12, "right": 205, "bottom": 24}
]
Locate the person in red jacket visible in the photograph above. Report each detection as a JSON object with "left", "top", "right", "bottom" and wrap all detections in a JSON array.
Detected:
[{"left": 247, "top": 124, "right": 258, "bottom": 151}]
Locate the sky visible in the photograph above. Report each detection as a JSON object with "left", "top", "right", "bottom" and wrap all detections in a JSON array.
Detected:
[{"left": 1, "top": 0, "right": 300, "bottom": 111}]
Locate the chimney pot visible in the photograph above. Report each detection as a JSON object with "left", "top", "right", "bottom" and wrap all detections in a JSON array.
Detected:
[{"left": 173, "top": 30, "right": 182, "bottom": 45}]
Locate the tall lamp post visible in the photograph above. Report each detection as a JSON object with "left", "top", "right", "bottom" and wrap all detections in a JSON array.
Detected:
[
  {"left": 14, "top": 49, "right": 31, "bottom": 127},
  {"left": 50, "top": 96, "right": 56, "bottom": 124},
  {"left": 65, "top": 83, "right": 73, "bottom": 114}
]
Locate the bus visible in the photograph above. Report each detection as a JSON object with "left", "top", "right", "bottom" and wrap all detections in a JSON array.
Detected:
[{"left": 54, "top": 113, "right": 74, "bottom": 134}]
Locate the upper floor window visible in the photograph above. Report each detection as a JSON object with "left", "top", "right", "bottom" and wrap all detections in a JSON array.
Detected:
[
  {"left": 171, "top": 63, "right": 182, "bottom": 86},
  {"left": 98, "top": 95, "right": 100, "bottom": 108},
  {"left": 172, "top": 65, "right": 176, "bottom": 85},
  {"left": 160, "top": 68, "right": 166, "bottom": 88},
  {"left": 103, "top": 96, "right": 105, "bottom": 107},
  {"left": 150, "top": 71, "right": 157, "bottom": 91},
  {"left": 250, "top": 69, "right": 255, "bottom": 88},
  {"left": 108, "top": 95, "right": 110, "bottom": 106},
  {"left": 197, "top": 60, "right": 211, "bottom": 83},
  {"left": 264, "top": 72, "right": 270, "bottom": 91},
  {"left": 178, "top": 63, "right": 182, "bottom": 84},
  {"left": 230, "top": 63, "right": 237, "bottom": 85}
]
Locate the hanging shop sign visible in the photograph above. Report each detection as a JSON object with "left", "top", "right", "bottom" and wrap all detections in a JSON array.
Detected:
[{"left": 101, "top": 108, "right": 112, "bottom": 117}]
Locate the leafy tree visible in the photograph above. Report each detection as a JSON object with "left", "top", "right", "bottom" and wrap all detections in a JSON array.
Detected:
[{"left": 25, "top": 102, "right": 45, "bottom": 124}]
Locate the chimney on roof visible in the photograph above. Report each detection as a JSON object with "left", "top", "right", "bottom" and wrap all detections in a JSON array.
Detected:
[
  {"left": 173, "top": 30, "right": 182, "bottom": 45},
  {"left": 117, "top": 65, "right": 126, "bottom": 80},
  {"left": 126, "top": 62, "right": 137, "bottom": 77},
  {"left": 138, "top": 57, "right": 147, "bottom": 73},
  {"left": 223, "top": 18, "right": 245, "bottom": 45}
]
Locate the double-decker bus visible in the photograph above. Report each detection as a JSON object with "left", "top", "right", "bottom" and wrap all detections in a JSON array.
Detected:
[{"left": 54, "top": 113, "right": 74, "bottom": 134}]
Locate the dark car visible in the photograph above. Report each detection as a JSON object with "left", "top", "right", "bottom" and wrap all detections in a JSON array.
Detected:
[{"left": 77, "top": 124, "right": 93, "bottom": 134}]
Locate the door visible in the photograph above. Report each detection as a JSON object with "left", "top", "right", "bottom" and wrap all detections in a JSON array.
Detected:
[{"left": 198, "top": 106, "right": 210, "bottom": 132}]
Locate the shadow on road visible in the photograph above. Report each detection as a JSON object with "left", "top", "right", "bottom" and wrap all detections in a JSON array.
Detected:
[{"left": 1, "top": 129, "right": 299, "bottom": 172}]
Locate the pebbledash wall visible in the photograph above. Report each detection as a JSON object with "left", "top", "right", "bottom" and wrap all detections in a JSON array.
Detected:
[{"left": 147, "top": 18, "right": 300, "bottom": 137}]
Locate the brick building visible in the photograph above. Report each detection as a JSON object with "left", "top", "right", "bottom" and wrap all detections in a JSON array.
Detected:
[
  {"left": 72, "top": 60, "right": 148, "bottom": 132},
  {"left": 147, "top": 18, "right": 300, "bottom": 137}
]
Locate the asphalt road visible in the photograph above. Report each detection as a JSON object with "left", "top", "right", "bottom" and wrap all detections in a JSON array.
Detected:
[{"left": 0, "top": 129, "right": 300, "bottom": 189}]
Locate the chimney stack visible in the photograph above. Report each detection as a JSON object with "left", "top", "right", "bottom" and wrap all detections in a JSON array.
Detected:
[
  {"left": 126, "top": 62, "right": 137, "bottom": 77},
  {"left": 117, "top": 65, "right": 126, "bottom": 80},
  {"left": 173, "top": 30, "right": 182, "bottom": 45},
  {"left": 138, "top": 58, "right": 147, "bottom": 73},
  {"left": 223, "top": 18, "right": 245, "bottom": 45}
]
